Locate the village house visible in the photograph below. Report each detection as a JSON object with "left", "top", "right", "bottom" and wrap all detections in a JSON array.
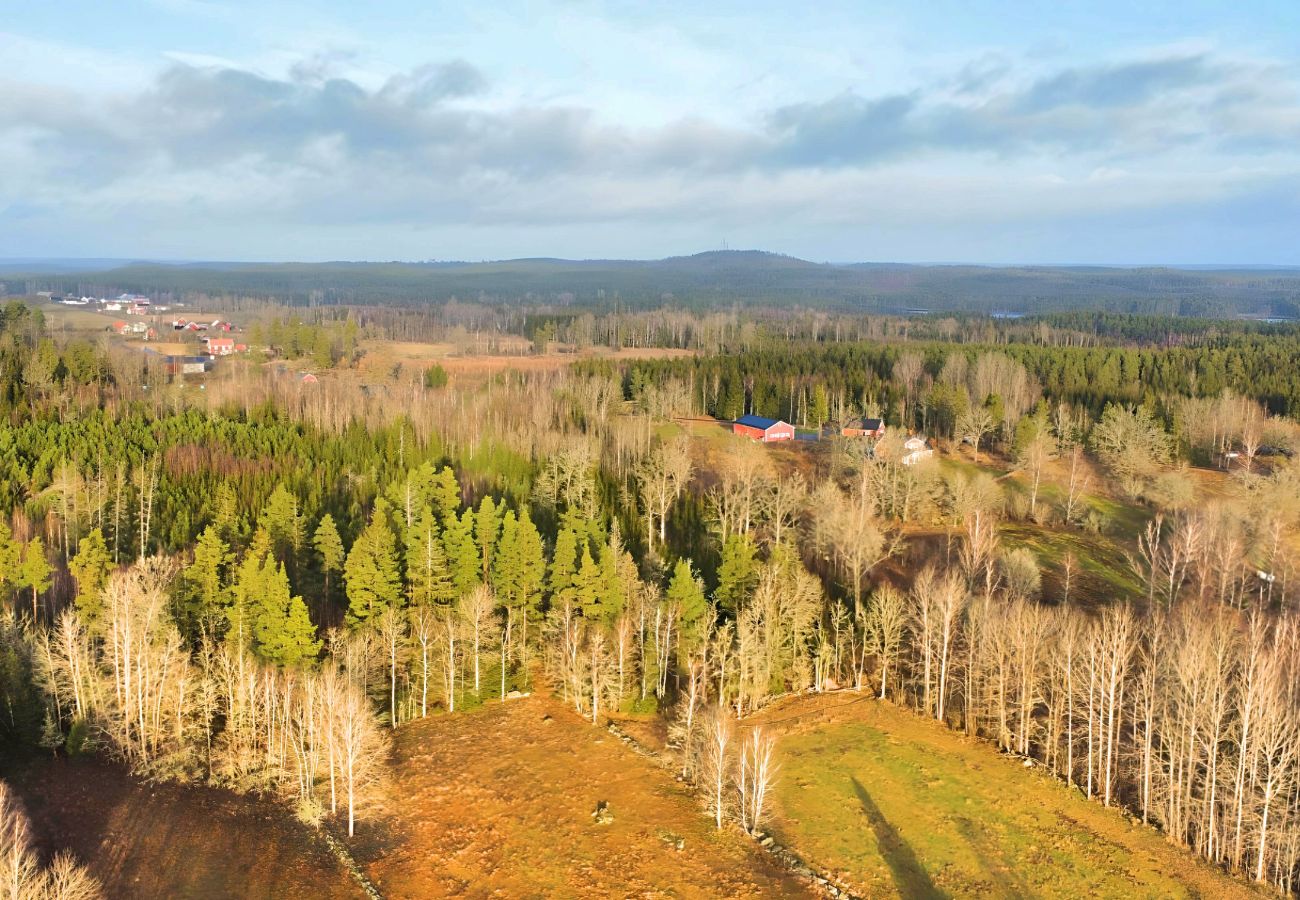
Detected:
[
  {"left": 732, "top": 414, "right": 796, "bottom": 443},
  {"left": 207, "top": 337, "right": 236, "bottom": 356},
  {"left": 841, "top": 417, "right": 886, "bottom": 439},
  {"left": 901, "top": 436, "right": 934, "bottom": 466}
]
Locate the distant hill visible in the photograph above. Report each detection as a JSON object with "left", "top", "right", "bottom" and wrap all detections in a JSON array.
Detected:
[{"left": 5, "top": 250, "right": 1300, "bottom": 317}]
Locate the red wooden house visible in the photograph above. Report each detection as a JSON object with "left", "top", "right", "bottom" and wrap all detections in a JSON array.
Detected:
[{"left": 841, "top": 417, "right": 886, "bottom": 439}]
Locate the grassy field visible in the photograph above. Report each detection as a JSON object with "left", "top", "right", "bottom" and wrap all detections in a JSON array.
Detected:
[
  {"left": 353, "top": 692, "right": 809, "bottom": 898},
  {"left": 759, "top": 692, "right": 1260, "bottom": 899}
]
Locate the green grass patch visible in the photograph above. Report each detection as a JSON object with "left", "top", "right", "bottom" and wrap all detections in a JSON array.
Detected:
[{"left": 771, "top": 712, "right": 1252, "bottom": 898}]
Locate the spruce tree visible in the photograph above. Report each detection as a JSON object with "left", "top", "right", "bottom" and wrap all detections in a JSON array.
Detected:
[
  {"left": 475, "top": 496, "right": 501, "bottom": 581},
  {"left": 443, "top": 507, "right": 480, "bottom": 594},
  {"left": 313, "top": 513, "right": 345, "bottom": 604},
  {"left": 548, "top": 527, "right": 580, "bottom": 609},
  {"left": 715, "top": 532, "right": 759, "bottom": 615},
  {"left": 344, "top": 501, "right": 403, "bottom": 626},
  {"left": 258, "top": 484, "right": 303, "bottom": 564},
  {"left": 182, "top": 524, "right": 232, "bottom": 639},
  {"left": 490, "top": 510, "right": 521, "bottom": 605},
  {"left": 432, "top": 465, "right": 461, "bottom": 523},
  {"left": 515, "top": 512, "right": 547, "bottom": 624},
  {"left": 251, "top": 558, "right": 321, "bottom": 666},
  {"left": 667, "top": 558, "right": 709, "bottom": 652},
  {"left": 574, "top": 542, "right": 604, "bottom": 620},
  {"left": 406, "top": 504, "right": 454, "bottom": 606}
]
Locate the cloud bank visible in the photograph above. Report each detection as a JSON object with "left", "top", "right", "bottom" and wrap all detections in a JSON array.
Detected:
[{"left": 1, "top": 46, "right": 1297, "bottom": 261}]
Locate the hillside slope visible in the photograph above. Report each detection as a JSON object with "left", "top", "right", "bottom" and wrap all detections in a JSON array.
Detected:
[
  {"left": 756, "top": 692, "right": 1261, "bottom": 899},
  {"left": 352, "top": 693, "right": 809, "bottom": 898}
]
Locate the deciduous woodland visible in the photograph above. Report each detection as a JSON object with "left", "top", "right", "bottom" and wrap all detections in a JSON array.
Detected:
[{"left": 5, "top": 297, "right": 1300, "bottom": 895}]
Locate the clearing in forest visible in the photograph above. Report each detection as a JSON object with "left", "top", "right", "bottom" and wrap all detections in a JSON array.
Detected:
[
  {"left": 758, "top": 691, "right": 1261, "bottom": 899},
  {"left": 353, "top": 692, "right": 809, "bottom": 899}
]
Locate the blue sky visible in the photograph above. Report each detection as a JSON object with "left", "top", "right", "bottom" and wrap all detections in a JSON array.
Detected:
[{"left": 2, "top": 0, "right": 1298, "bottom": 263}]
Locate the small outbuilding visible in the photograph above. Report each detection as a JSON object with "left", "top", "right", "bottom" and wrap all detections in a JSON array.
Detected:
[{"left": 732, "top": 414, "right": 795, "bottom": 443}]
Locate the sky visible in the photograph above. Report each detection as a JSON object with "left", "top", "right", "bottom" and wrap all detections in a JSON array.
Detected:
[{"left": 2, "top": 0, "right": 1299, "bottom": 264}]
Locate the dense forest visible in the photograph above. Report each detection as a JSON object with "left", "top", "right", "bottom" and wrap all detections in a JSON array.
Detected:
[
  {"left": 6, "top": 297, "right": 1300, "bottom": 895},
  {"left": 9, "top": 251, "right": 1300, "bottom": 316}
]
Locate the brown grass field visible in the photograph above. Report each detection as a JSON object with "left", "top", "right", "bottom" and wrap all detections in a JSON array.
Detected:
[{"left": 352, "top": 692, "right": 809, "bottom": 899}]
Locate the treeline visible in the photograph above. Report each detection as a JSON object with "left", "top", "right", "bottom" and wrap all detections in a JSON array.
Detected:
[
  {"left": 14, "top": 253, "right": 1300, "bottom": 316},
  {"left": 598, "top": 334, "right": 1300, "bottom": 428}
]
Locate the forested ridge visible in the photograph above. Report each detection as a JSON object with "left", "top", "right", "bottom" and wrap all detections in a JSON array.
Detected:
[
  {"left": 10, "top": 251, "right": 1300, "bottom": 316},
  {"left": 6, "top": 299, "right": 1300, "bottom": 895}
]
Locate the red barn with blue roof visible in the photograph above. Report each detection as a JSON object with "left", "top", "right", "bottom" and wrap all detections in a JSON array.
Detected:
[{"left": 732, "top": 414, "right": 795, "bottom": 442}]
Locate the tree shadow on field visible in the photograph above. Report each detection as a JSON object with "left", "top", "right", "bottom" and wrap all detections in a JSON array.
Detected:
[{"left": 851, "top": 777, "right": 945, "bottom": 899}]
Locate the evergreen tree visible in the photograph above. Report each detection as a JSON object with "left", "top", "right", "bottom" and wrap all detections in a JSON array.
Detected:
[
  {"left": 228, "top": 529, "right": 272, "bottom": 651},
  {"left": 406, "top": 504, "right": 454, "bottom": 606},
  {"left": 313, "top": 513, "right": 345, "bottom": 604},
  {"left": 714, "top": 532, "right": 759, "bottom": 615},
  {"left": 212, "top": 481, "right": 242, "bottom": 541},
  {"left": 489, "top": 510, "right": 521, "bottom": 605},
  {"left": 181, "top": 524, "right": 232, "bottom": 639},
  {"left": 344, "top": 501, "right": 403, "bottom": 626},
  {"left": 515, "top": 512, "right": 547, "bottom": 624},
  {"left": 258, "top": 484, "right": 303, "bottom": 564},
  {"left": 574, "top": 542, "right": 604, "bottom": 620},
  {"left": 548, "top": 527, "right": 580, "bottom": 608},
  {"left": 667, "top": 558, "right": 709, "bottom": 652},
  {"left": 251, "top": 558, "right": 321, "bottom": 666},
  {"left": 69, "top": 528, "right": 113, "bottom": 633},
  {"left": 17, "top": 537, "right": 51, "bottom": 620},
  {"left": 443, "top": 507, "right": 480, "bottom": 594},
  {"left": 432, "top": 465, "right": 461, "bottom": 523},
  {"left": 0, "top": 522, "right": 18, "bottom": 597},
  {"left": 475, "top": 495, "right": 501, "bottom": 581}
]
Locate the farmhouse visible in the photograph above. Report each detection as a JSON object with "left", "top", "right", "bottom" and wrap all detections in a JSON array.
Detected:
[
  {"left": 207, "top": 337, "right": 236, "bottom": 356},
  {"left": 732, "top": 414, "right": 795, "bottom": 443},
  {"left": 902, "top": 436, "right": 934, "bottom": 466},
  {"left": 842, "top": 417, "right": 886, "bottom": 439}
]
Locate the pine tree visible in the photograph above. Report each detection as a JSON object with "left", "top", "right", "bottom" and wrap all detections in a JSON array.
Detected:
[
  {"left": 407, "top": 504, "right": 454, "bottom": 606},
  {"left": 345, "top": 501, "right": 403, "bottom": 626},
  {"left": 68, "top": 528, "right": 113, "bottom": 632},
  {"left": 313, "top": 513, "right": 345, "bottom": 604}
]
